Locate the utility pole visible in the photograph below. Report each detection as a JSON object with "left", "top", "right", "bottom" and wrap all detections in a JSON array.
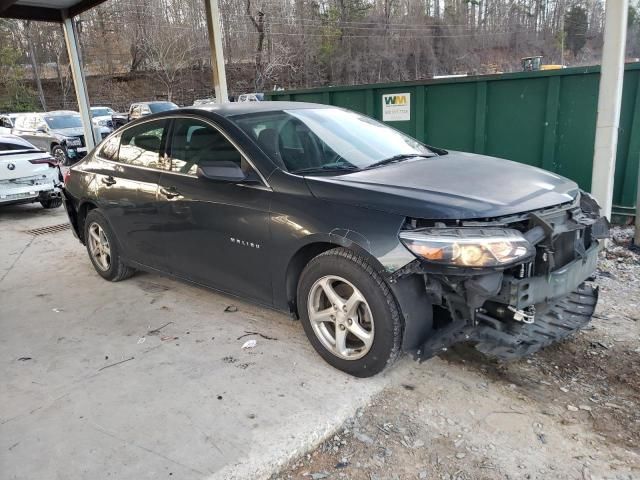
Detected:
[
  {"left": 204, "top": 0, "right": 229, "bottom": 103},
  {"left": 61, "top": 11, "right": 97, "bottom": 150},
  {"left": 591, "top": 0, "right": 629, "bottom": 220}
]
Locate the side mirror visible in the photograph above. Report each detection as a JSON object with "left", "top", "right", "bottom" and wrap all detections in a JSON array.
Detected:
[
  {"left": 197, "top": 161, "right": 247, "bottom": 182},
  {"left": 37, "top": 125, "right": 47, "bottom": 133}
]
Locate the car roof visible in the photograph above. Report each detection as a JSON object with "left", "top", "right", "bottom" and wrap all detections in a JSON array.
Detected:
[
  {"left": 191, "top": 101, "right": 332, "bottom": 117},
  {"left": 0, "top": 133, "right": 37, "bottom": 148},
  {"left": 44, "top": 110, "right": 79, "bottom": 116},
  {"left": 135, "top": 101, "right": 175, "bottom": 105}
]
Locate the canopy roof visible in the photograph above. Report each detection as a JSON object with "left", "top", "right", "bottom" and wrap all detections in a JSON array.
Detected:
[{"left": 0, "top": 0, "right": 108, "bottom": 22}]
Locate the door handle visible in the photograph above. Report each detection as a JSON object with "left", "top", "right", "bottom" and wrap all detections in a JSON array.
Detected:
[
  {"left": 101, "top": 176, "right": 116, "bottom": 186},
  {"left": 160, "top": 186, "right": 181, "bottom": 199}
]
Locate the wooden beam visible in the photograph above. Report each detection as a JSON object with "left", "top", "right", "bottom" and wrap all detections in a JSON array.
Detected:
[
  {"left": 0, "top": 5, "right": 62, "bottom": 22},
  {"left": 0, "top": 0, "right": 19, "bottom": 14}
]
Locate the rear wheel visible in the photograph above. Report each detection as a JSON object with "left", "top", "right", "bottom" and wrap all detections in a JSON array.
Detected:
[
  {"left": 40, "top": 197, "right": 62, "bottom": 209},
  {"left": 84, "top": 209, "right": 135, "bottom": 281},
  {"left": 51, "top": 145, "right": 68, "bottom": 166},
  {"left": 297, "top": 248, "right": 402, "bottom": 377}
]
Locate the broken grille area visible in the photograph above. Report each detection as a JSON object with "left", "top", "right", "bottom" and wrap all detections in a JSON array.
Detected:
[{"left": 24, "top": 223, "right": 71, "bottom": 236}]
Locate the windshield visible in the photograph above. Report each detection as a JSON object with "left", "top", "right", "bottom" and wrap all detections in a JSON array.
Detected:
[
  {"left": 44, "top": 115, "right": 83, "bottom": 129},
  {"left": 91, "top": 108, "right": 114, "bottom": 117},
  {"left": 233, "top": 108, "right": 433, "bottom": 173},
  {"left": 149, "top": 102, "right": 178, "bottom": 113}
]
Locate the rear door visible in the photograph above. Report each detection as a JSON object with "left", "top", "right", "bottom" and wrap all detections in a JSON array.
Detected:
[
  {"left": 88, "top": 118, "right": 170, "bottom": 268},
  {"left": 154, "top": 116, "right": 273, "bottom": 304}
]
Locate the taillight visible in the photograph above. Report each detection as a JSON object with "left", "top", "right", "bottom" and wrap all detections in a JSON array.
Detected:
[
  {"left": 63, "top": 169, "right": 72, "bottom": 185},
  {"left": 29, "top": 157, "right": 59, "bottom": 168}
]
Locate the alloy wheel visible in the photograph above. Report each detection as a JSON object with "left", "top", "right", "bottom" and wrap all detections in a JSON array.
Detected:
[
  {"left": 53, "top": 147, "right": 67, "bottom": 166},
  {"left": 88, "top": 222, "right": 111, "bottom": 271},
  {"left": 307, "top": 275, "right": 374, "bottom": 360}
]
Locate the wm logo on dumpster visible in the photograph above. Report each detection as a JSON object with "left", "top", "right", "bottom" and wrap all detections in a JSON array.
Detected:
[
  {"left": 384, "top": 95, "right": 408, "bottom": 105},
  {"left": 382, "top": 92, "right": 411, "bottom": 121}
]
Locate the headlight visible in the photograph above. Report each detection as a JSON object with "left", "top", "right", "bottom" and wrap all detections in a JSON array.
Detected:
[
  {"left": 65, "top": 137, "right": 81, "bottom": 147},
  {"left": 399, "top": 228, "right": 534, "bottom": 267},
  {"left": 98, "top": 119, "right": 108, "bottom": 126}
]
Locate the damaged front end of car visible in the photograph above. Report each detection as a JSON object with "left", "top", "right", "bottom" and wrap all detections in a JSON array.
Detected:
[{"left": 390, "top": 192, "right": 610, "bottom": 361}]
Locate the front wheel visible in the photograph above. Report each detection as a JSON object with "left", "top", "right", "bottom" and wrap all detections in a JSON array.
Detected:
[
  {"left": 297, "top": 248, "right": 403, "bottom": 377},
  {"left": 51, "top": 145, "right": 68, "bottom": 166}
]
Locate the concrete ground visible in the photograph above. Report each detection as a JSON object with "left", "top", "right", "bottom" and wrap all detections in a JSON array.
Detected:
[
  {"left": 0, "top": 204, "right": 391, "bottom": 480},
  {"left": 3, "top": 204, "right": 638, "bottom": 480}
]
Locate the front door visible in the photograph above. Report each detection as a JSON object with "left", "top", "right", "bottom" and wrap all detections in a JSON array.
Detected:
[{"left": 155, "top": 116, "right": 273, "bottom": 304}]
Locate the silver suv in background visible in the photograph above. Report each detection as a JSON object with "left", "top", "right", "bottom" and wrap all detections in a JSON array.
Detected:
[
  {"left": 12, "top": 111, "right": 94, "bottom": 166},
  {"left": 0, "top": 134, "right": 62, "bottom": 209}
]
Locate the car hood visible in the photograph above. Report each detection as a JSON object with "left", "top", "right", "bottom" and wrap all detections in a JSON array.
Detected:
[
  {"left": 305, "top": 151, "right": 579, "bottom": 220},
  {"left": 54, "top": 127, "right": 84, "bottom": 138}
]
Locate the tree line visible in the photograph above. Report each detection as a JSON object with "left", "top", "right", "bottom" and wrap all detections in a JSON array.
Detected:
[{"left": 1, "top": 0, "right": 639, "bottom": 112}]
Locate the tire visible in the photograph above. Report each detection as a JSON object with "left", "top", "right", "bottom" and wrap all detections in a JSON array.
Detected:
[
  {"left": 40, "top": 197, "right": 62, "bottom": 209},
  {"left": 51, "top": 145, "right": 68, "bottom": 166},
  {"left": 84, "top": 209, "right": 135, "bottom": 282},
  {"left": 297, "top": 247, "right": 403, "bottom": 377}
]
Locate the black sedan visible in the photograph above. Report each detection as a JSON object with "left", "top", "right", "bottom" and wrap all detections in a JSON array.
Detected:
[{"left": 62, "top": 102, "right": 608, "bottom": 377}]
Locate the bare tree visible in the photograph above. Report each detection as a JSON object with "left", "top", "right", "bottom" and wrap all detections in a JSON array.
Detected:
[
  {"left": 247, "top": 0, "right": 267, "bottom": 90},
  {"left": 142, "top": 30, "right": 195, "bottom": 101}
]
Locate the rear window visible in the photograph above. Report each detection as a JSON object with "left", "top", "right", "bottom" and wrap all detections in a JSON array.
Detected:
[
  {"left": 148, "top": 102, "right": 178, "bottom": 113},
  {"left": 0, "top": 138, "right": 37, "bottom": 151},
  {"left": 98, "top": 133, "right": 121, "bottom": 161}
]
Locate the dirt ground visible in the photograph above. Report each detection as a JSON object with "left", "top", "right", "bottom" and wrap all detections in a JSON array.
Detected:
[{"left": 273, "top": 227, "right": 640, "bottom": 480}]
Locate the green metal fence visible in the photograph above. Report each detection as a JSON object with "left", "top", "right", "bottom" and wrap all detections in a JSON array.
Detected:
[{"left": 266, "top": 63, "right": 640, "bottom": 217}]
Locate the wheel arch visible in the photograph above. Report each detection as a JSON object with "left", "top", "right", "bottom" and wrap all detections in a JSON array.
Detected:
[
  {"left": 76, "top": 200, "right": 98, "bottom": 244},
  {"left": 283, "top": 234, "right": 389, "bottom": 318}
]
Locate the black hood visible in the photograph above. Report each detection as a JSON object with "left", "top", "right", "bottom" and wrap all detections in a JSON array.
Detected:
[{"left": 305, "top": 151, "right": 579, "bottom": 220}]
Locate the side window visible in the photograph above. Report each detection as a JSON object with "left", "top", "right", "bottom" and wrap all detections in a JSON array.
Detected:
[
  {"left": 22, "top": 116, "right": 35, "bottom": 130},
  {"left": 168, "top": 118, "right": 245, "bottom": 176},
  {"left": 118, "top": 120, "right": 167, "bottom": 168},
  {"left": 98, "top": 133, "right": 121, "bottom": 161}
]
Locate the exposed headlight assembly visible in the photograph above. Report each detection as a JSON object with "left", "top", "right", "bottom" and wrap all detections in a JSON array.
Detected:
[{"left": 399, "top": 228, "right": 534, "bottom": 268}]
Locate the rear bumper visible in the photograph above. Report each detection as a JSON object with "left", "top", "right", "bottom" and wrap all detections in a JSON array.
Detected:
[
  {"left": 0, "top": 179, "right": 60, "bottom": 205},
  {"left": 61, "top": 188, "right": 81, "bottom": 240}
]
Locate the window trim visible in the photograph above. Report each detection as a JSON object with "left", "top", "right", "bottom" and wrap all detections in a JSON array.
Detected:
[
  {"left": 95, "top": 114, "right": 271, "bottom": 190},
  {"left": 163, "top": 114, "right": 271, "bottom": 188}
]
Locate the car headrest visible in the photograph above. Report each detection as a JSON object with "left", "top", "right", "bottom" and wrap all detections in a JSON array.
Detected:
[
  {"left": 134, "top": 134, "right": 161, "bottom": 152},
  {"left": 189, "top": 128, "right": 227, "bottom": 151},
  {"left": 257, "top": 128, "right": 284, "bottom": 168}
]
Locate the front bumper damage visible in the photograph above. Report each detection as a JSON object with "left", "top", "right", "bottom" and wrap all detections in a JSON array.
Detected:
[{"left": 392, "top": 193, "right": 609, "bottom": 362}]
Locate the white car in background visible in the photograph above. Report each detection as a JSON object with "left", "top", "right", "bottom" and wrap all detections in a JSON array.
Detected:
[
  {"left": 0, "top": 114, "right": 19, "bottom": 134},
  {"left": 237, "top": 93, "right": 264, "bottom": 102},
  {"left": 90, "top": 106, "right": 115, "bottom": 133},
  {"left": 0, "top": 134, "right": 62, "bottom": 209}
]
